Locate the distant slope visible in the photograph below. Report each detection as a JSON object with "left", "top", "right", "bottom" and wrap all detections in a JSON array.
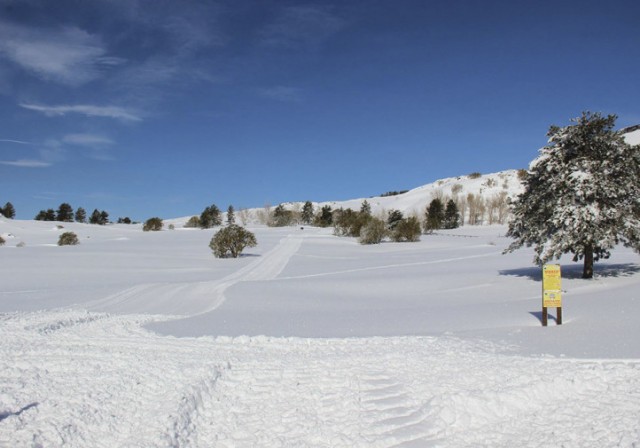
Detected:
[{"left": 167, "top": 126, "right": 639, "bottom": 227}]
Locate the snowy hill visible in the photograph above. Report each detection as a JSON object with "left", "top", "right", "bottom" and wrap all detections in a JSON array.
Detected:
[
  {"left": 309, "top": 169, "right": 522, "bottom": 218},
  {"left": 214, "top": 126, "right": 640, "bottom": 226}
]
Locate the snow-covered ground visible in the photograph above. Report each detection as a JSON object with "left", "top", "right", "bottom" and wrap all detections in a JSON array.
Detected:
[{"left": 1, "top": 218, "right": 640, "bottom": 446}]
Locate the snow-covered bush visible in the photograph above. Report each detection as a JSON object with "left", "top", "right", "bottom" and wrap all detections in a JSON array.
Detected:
[
  {"left": 58, "top": 232, "right": 79, "bottom": 246},
  {"left": 143, "top": 217, "right": 163, "bottom": 232},
  {"left": 209, "top": 225, "right": 257, "bottom": 258},
  {"left": 0, "top": 236, "right": 5, "bottom": 246}
]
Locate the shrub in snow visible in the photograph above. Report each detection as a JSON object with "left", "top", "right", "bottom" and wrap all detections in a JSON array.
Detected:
[
  {"left": 270, "top": 204, "right": 296, "bottom": 227},
  {"left": 0, "top": 236, "right": 5, "bottom": 246},
  {"left": 58, "top": 232, "right": 79, "bottom": 246},
  {"left": 184, "top": 216, "right": 200, "bottom": 228},
  {"left": 209, "top": 225, "right": 257, "bottom": 258},
  {"left": 387, "top": 209, "right": 404, "bottom": 230},
  {"left": 143, "top": 217, "right": 163, "bottom": 232},
  {"left": 333, "top": 208, "right": 370, "bottom": 237},
  {"left": 390, "top": 217, "right": 422, "bottom": 242},
  {"left": 359, "top": 217, "right": 387, "bottom": 245},
  {"left": 505, "top": 111, "right": 640, "bottom": 279},
  {"left": 468, "top": 172, "right": 482, "bottom": 179},
  {"left": 168, "top": 224, "right": 175, "bottom": 230},
  {"left": 17, "top": 241, "right": 26, "bottom": 248}
]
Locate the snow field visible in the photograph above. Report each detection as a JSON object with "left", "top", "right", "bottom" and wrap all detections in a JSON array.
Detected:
[
  {"left": 2, "top": 217, "right": 640, "bottom": 446},
  {"left": 2, "top": 310, "right": 639, "bottom": 447}
]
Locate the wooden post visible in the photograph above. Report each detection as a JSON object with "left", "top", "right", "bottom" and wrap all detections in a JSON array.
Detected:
[
  {"left": 557, "top": 307, "right": 562, "bottom": 325},
  {"left": 542, "top": 307, "right": 548, "bottom": 326}
]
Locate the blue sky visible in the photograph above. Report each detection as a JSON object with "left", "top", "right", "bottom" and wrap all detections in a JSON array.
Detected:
[{"left": 1, "top": 0, "right": 639, "bottom": 220}]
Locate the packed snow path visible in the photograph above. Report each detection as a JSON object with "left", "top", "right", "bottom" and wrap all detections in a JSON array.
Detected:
[
  {"left": 2, "top": 310, "right": 640, "bottom": 447},
  {"left": 84, "top": 233, "right": 304, "bottom": 315}
]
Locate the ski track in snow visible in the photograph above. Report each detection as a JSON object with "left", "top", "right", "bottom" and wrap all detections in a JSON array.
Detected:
[
  {"left": 2, "top": 310, "right": 640, "bottom": 447},
  {"left": 82, "top": 233, "right": 305, "bottom": 316}
]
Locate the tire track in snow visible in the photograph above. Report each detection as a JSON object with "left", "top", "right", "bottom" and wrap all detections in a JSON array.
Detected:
[{"left": 2, "top": 316, "right": 640, "bottom": 447}]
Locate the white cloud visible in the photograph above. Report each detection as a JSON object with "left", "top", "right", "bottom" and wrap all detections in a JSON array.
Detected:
[
  {"left": 0, "top": 21, "right": 124, "bottom": 85},
  {"left": 20, "top": 103, "right": 142, "bottom": 122},
  {"left": 0, "top": 159, "right": 51, "bottom": 168}
]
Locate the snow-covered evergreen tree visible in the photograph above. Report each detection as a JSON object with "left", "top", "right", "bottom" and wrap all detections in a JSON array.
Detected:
[{"left": 505, "top": 112, "right": 640, "bottom": 278}]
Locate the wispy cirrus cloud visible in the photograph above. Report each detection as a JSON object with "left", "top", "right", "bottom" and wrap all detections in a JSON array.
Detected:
[
  {"left": 0, "top": 139, "right": 31, "bottom": 145},
  {"left": 0, "top": 20, "right": 124, "bottom": 85},
  {"left": 19, "top": 103, "right": 142, "bottom": 122},
  {"left": 259, "top": 86, "right": 304, "bottom": 103},
  {"left": 260, "top": 5, "right": 346, "bottom": 49},
  {"left": 0, "top": 159, "right": 51, "bottom": 168},
  {"left": 62, "top": 133, "right": 115, "bottom": 160},
  {"left": 62, "top": 133, "right": 114, "bottom": 147}
]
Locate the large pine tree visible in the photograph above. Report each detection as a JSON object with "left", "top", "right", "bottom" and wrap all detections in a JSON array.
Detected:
[
  {"left": 505, "top": 112, "right": 640, "bottom": 278},
  {"left": 2, "top": 202, "right": 15, "bottom": 219}
]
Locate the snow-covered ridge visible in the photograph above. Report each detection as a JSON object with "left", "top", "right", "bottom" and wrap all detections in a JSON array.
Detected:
[{"left": 243, "top": 127, "right": 639, "bottom": 224}]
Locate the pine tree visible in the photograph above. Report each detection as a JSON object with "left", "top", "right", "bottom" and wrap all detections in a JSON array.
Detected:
[
  {"left": 56, "top": 203, "right": 74, "bottom": 222},
  {"left": 200, "top": 204, "right": 222, "bottom": 229},
  {"left": 301, "top": 201, "right": 314, "bottom": 225},
  {"left": 424, "top": 199, "right": 445, "bottom": 232},
  {"left": 443, "top": 200, "right": 460, "bottom": 229},
  {"left": 88, "top": 209, "right": 109, "bottom": 225},
  {"left": 505, "top": 112, "right": 640, "bottom": 279},
  {"left": 360, "top": 200, "right": 371, "bottom": 216},
  {"left": 75, "top": 207, "right": 87, "bottom": 223},
  {"left": 2, "top": 202, "right": 15, "bottom": 219},
  {"left": 227, "top": 205, "right": 235, "bottom": 225},
  {"left": 314, "top": 205, "right": 333, "bottom": 227},
  {"left": 44, "top": 209, "right": 56, "bottom": 221}
]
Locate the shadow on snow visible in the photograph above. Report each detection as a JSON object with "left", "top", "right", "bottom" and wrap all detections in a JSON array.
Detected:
[
  {"left": 499, "top": 263, "right": 640, "bottom": 281},
  {"left": 0, "top": 402, "right": 38, "bottom": 422}
]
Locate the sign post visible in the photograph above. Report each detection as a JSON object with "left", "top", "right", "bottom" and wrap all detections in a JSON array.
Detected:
[{"left": 542, "top": 264, "right": 562, "bottom": 326}]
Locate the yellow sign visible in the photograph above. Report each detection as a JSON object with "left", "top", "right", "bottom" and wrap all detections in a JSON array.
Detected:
[{"left": 542, "top": 264, "right": 562, "bottom": 308}]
